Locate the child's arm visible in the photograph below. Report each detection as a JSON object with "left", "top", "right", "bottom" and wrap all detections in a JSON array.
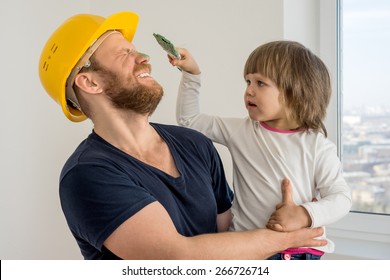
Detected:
[
  {"left": 266, "top": 179, "right": 313, "bottom": 232},
  {"left": 267, "top": 140, "right": 352, "bottom": 232},
  {"left": 301, "top": 141, "right": 352, "bottom": 228},
  {"left": 167, "top": 45, "right": 249, "bottom": 150},
  {"left": 169, "top": 48, "right": 241, "bottom": 146}
]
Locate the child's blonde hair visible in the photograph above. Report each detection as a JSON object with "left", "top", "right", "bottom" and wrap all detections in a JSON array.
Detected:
[{"left": 243, "top": 40, "right": 331, "bottom": 137}]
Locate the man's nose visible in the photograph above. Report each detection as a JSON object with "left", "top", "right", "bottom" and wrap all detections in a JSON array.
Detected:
[{"left": 135, "top": 52, "right": 150, "bottom": 64}]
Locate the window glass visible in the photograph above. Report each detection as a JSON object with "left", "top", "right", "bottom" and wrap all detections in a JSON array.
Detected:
[{"left": 342, "top": 0, "right": 390, "bottom": 214}]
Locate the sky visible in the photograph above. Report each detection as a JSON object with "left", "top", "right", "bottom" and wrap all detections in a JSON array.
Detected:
[{"left": 342, "top": 0, "right": 390, "bottom": 111}]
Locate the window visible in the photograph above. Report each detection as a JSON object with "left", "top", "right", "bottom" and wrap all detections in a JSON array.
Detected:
[
  {"left": 342, "top": 0, "right": 390, "bottom": 215},
  {"left": 319, "top": 0, "right": 390, "bottom": 259}
]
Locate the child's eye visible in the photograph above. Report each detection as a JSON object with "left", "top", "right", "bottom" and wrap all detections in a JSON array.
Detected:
[
  {"left": 245, "top": 80, "right": 251, "bottom": 86},
  {"left": 257, "top": 81, "right": 265, "bottom": 87}
]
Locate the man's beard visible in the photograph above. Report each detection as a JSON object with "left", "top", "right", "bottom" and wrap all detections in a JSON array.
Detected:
[{"left": 100, "top": 64, "right": 164, "bottom": 115}]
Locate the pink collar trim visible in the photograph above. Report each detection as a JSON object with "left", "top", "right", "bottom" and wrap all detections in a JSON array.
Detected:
[{"left": 259, "top": 121, "right": 305, "bottom": 134}]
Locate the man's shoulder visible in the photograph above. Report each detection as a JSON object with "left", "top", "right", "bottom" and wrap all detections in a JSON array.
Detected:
[{"left": 60, "top": 132, "right": 120, "bottom": 180}]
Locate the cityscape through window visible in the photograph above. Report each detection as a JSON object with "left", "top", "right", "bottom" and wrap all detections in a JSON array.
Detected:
[{"left": 342, "top": 0, "right": 390, "bottom": 214}]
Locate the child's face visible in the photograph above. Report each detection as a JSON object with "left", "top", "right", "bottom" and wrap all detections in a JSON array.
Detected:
[{"left": 244, "top": 73, "right": 291, "bottom": 130}]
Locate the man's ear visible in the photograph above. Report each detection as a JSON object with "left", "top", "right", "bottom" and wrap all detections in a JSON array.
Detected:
[{"left": 74, "top": 73, "right": 103, "bottom": 94}]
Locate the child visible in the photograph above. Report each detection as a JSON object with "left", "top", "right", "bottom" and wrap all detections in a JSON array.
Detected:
[{"left": 170, "top": 40, "right": 352, "bottom": 260}]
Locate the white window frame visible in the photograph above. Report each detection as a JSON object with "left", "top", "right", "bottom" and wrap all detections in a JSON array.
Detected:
[{"left": 320, "top": 0, "right": 390, "bottom": 260}]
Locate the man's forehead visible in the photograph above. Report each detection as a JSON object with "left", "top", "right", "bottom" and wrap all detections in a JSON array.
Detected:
[{"left": 97, "top": 32, "right": 134, "bottom": 53}]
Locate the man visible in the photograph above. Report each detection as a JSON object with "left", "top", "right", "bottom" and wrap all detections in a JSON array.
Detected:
[{"left": 39, "top": 11, "right": 326, "bottom": 260}]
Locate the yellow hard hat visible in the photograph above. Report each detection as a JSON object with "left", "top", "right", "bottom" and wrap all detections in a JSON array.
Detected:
[{"left": 38, "top": 11, "right": 139, "bottom": 122}]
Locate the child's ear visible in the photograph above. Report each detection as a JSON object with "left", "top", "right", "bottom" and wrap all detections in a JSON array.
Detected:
[{"left": 74, "top": 72, "right": 103, "bottom": 94}]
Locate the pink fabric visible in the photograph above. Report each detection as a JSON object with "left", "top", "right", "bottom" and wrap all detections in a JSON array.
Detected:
[
  {"left": 280, "top": 247, "right": 324, "bottom": 256},
  {"left": 259, "top": 121, "right": 305, "bottom": 134}
]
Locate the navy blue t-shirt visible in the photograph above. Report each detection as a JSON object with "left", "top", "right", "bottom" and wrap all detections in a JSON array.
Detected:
[{"left": 60, "top": 123, "right": 233, "bottom": 259}]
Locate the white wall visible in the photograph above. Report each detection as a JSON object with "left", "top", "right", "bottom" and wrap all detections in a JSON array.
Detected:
[
  {"left": 0, "top": 0, "right": 93, "bottom": 260},
  {"left": 0, "top": 0, "right": 323, "bottom": 259}
]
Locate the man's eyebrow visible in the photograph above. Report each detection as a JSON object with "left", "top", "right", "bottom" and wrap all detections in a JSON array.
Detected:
[{"left": 116, "top": 47, "right": 136, "bottom": 54}]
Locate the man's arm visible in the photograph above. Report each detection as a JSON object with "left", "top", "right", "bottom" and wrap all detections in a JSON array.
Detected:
[{"left": 104, "top": 201, "right": 326, "bottom": 260}]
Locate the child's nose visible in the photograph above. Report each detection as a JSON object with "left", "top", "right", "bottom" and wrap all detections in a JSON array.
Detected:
[{"left": 246, "top": 87, "right": 255, "bottom": 97}]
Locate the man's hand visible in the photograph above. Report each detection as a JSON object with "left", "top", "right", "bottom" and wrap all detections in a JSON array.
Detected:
[{"left": 266, "top": 179, "right": 312, "bottom": 232}]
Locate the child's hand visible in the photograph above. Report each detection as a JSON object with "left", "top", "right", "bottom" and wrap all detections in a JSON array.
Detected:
[
  {"left": 266, "top": 179, "right": 312, "bottom": 232},
  {"left": 168, "top": 48, "right": 201, "bottom": 75}
]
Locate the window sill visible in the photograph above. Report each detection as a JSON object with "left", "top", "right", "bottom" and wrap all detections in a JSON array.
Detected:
[{"left": 325, "top": 212, "right": 390, "bottom": 259}]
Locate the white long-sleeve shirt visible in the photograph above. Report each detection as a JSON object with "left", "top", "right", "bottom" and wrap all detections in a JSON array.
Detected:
[{"left": 177, "top": 72, "right": 352, "bottom": 253}]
